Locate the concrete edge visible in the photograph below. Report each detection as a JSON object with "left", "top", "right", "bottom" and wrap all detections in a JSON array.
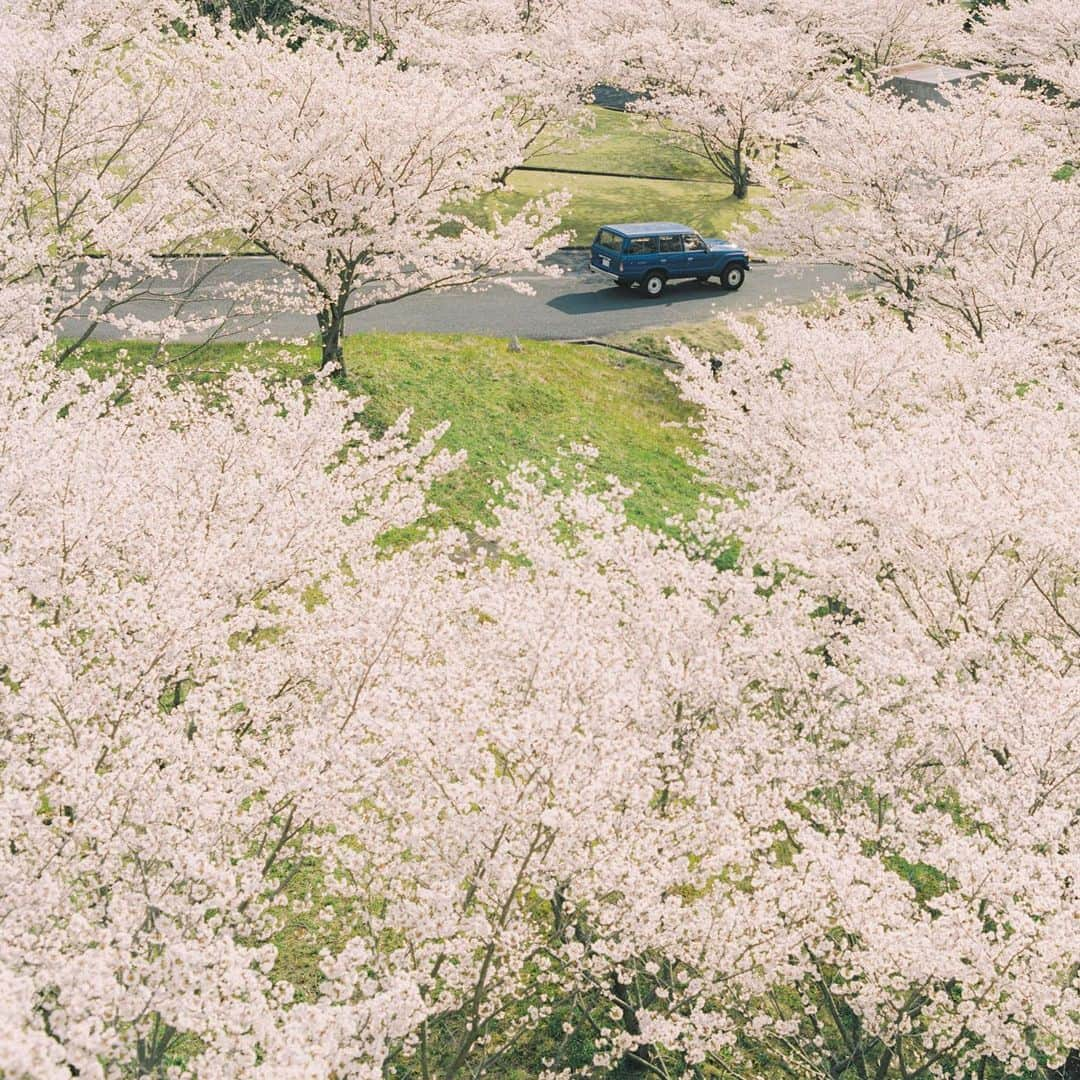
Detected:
[
  {"left": 563, "top": 337, "right": 682, "bottom": 368},
  {"left": 78, "top": 247, "right": 769, "bottom": 263},
  {"left": 515, "top": 164, "right": 721, "bottom": 184}
]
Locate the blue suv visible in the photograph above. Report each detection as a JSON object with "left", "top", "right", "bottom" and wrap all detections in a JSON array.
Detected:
[{"left": 589, "top": 222, "right": 750, "bottom": 297}]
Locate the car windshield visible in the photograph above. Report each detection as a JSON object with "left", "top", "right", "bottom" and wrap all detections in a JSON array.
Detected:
[{"left": 595, "top": 229, "right": 625, "bottom": 252}]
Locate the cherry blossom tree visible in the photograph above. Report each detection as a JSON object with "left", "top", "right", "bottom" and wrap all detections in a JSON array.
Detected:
[
  {"left": 778, "top": 0, "right": 968, "bottom": 74},
  {"left": 624, "top": 2, "right": 825, "bottom": 199},
  {"left": 194, "top": 28, "right": 566, "bottom": 374},
  {"left": 973, "top": 0, "right": 1080, "bottom": 99},
  {"left": 0, "top": 0, "right": 232, "bottom": 357},
  {"left": 298, "top": 0, "right": 614, "bottom": 181},
  {"left": 0, "top": 339, "right": 455, "bottom": 1075},
  {"left": 670, "top": 303, "right": 1080, "bottom": 1078},
  {"left": 676, "top": 305, "right": 1079, "bottom": 661},
  {"left": 751, "top": 79, "right": 1078, "bottom": 344},
  {"left": 4, "top": 301, "right": 1078, "bottom": 1077}
]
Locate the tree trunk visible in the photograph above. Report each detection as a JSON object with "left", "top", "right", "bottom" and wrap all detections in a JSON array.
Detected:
[
  {"left": 1051, "top": 1050, "right": 1080, "bottom": 1079},
  {"left": 611, "top": 974, "right": 656, "bottom": 1077},
  {"left": 731, "top": 144, "right": 750, "bottom": 200},
  {"left": 316, "top": 299, "right": 347, "bottom": 378}
]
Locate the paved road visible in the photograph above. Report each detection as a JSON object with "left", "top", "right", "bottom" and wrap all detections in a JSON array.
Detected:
[{"left": 60, "top": 254, "right": 859, "bottom": 345}]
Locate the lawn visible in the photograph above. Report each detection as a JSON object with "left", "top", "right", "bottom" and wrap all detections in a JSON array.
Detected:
[
  {"left": 64, "top": 332, "right": 709, "bottom": 542},
  {"left": 475, "top": 167, "right": 757, "bottom": 245},
  {"left": 603, "top": 315, "right": 745, "bottom": 359},
  {"left": 525, "top": 105, "right": 717, "bottom": 180},
  {"left": 459, "top": 105, "right": 763, "bottom": 246}
]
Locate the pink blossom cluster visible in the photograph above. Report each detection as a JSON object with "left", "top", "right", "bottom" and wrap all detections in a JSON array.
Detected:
[
  {"left": 972, "top": 0, "right": 1080, "bottom": 100},
  {"left": 0, "top": 0, "right": 224, "bottom": 351},
  {"left": 668, "top": 300, "right": 1080, "bottom": 1077},
  {"left": 3, "top": 315, "right": 1078, "bottom": 1075},
  {"left": 751, "top": 79, "right": 1079, "bottom": 347}
]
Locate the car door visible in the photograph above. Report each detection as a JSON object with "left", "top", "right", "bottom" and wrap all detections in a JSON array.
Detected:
[
  {"left": 682, "top": 233, "right": 708, "bottom": 276},
  {"left": 657, "top": 234, "right": 688, "bottom": 278},
  {"left": 624, "top": 235, "right": 658, "bottom": 279}
]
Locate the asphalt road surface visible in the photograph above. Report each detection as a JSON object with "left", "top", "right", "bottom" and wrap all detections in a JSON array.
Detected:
[{"left": 60, "top": 253, "right": 860, "bottom": 345}]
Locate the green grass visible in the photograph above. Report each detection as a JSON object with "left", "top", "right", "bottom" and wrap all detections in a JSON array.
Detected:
[
  {"left": 465, "top": 105, "right": 762, "bottom": 246},
  {"left": 526, "top": 105, "right": 717, "bottom": 181},
  {"left": 603, "top": 317, "right": 744, "bottom": 360},
  {"left": 478, "top": 168, "right": 757, "bottom": 245},
  {"left": 344, "top": 332, "right": 707, "bottom": 538},
  {"left": 64, "top": 332, "right": 708, "bottom": 541}
]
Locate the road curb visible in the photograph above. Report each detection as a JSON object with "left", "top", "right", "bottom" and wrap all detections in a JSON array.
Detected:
[
  {"left": 564, "top": 337, "right": 682, "bottom": 368},
  {"left": 131, "top": 247, "right": 768, "bottom": 265},
  {"left": 516, "top": 164, "right": 720, "bottom": 184}
]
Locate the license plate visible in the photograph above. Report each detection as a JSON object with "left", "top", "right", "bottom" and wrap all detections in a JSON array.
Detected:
[{"left": 601, "top": 257, "right": 610, "bottom": 267}]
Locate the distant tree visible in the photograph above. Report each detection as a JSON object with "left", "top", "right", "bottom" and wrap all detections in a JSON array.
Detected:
[
  {"left": 195, "top": 0, "right": 297, "bottom": 28},
  {"left": 626, "top": 2, "right": 824, "bottom": 198},
  {"left": 780, "top": 0, "right": 968, "bottom": 73},
  {"left": 304, "top": 0, "right": 613, "bottom": 176},
  {"left": 972, "top": 0, "right": 1080, "bottom": 99},
  {"left": 751, "top": 80, "right": 1078, "bottom": 344},
  {"left": 0, "top": 0, "right": 225, "bottom": 357},
  {"left": 963, "top": 0, "right": 1006, "bottom": 30}
]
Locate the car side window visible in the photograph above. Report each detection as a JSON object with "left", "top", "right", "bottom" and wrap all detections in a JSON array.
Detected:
[
  {"left": 658, "top": 236, "right": 682, "bottom": 253},
  {"left": 626, "top": 237, "right": 658, "bottom": 255},
  {"left": 683, "top": 234, "right": 706, "bottom": 252}
]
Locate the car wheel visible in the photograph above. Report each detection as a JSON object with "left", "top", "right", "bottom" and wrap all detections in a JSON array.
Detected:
[
  {"left": 644, "top": 272, "right": 665, "bottom": 297},
  {"left": 615, "top": 277, "right": 630, "bottom": 288},
  {"left": 721, "top": 264, "right": 745, "bottom": 290}
]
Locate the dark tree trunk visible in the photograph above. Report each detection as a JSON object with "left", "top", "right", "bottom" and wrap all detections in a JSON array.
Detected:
[
  {"left": 731, "top": 143, "right": 750, "bottom": 200},
  {"left": 316, "top": 299, "right": 347, "bottom": 378},
  {"left": 611, "top": 974, "right": 656, "bottom": 1077},
  {"left": 1051, "top": 1050, "right": 1080, "bottom": 1079}
]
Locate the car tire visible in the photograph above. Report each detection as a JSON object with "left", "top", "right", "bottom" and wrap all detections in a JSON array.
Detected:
[
  {"left": 721, "top": 264, "right": 745, "bottom": 290},
  {"left": 615, "top": 277, "right": 630, "bottom": 288},
  {"left": 644, "top": 271, "right": 665, "bottom": 297}
]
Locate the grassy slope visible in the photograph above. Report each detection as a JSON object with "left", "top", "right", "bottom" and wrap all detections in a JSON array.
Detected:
[
  {"left": 489, "top": 169, "right": 755, "bottom": 245},
  {"left": 470, "top": 106, "right": 762, "bottom": 245},
  {"left": 526, "top": 105, "right": 716, "bottom": 180},
  {"left": 604, "top": 317, "right": 745, "bottom": 359},
  {"left": 67, "top": 333, "right": 708, "bottom": 541}
]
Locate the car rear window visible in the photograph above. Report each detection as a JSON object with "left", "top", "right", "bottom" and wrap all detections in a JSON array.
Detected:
[
  {"left": 595, "top": 229, "right": 625, "bottom": 252},
  {"left": 626, "top": 236, "right": 658, "bottom": 254}
]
